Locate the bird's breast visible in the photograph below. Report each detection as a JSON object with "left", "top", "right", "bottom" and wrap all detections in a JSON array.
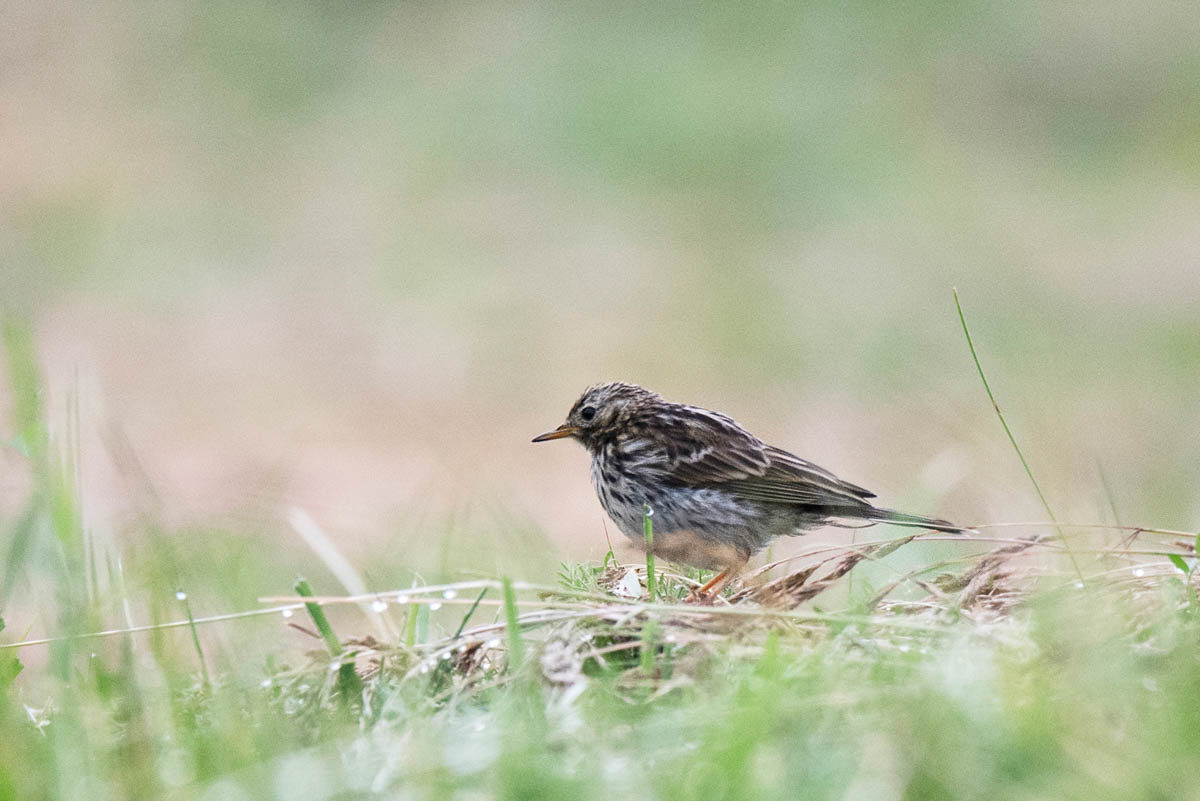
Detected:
[
  {"left": 589, "top": 447, "right": 650, "bottom": 536},
  {"left": 589, "top": 444, "right": 757, "bottom": 540}
]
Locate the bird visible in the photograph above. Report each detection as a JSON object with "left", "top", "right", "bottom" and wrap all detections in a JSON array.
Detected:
[{"left": 532, "top": 382, "right": 966, "bottom": 601}]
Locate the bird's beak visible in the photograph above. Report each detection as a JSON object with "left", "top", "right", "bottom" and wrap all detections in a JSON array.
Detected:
[{"left": 531, "top": 424, "right": 579, "bottom": 443}]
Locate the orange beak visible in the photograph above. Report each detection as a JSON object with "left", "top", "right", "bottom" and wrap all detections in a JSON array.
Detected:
[{"left": 531, "top": 424, "right": 579, "bottom": 443}]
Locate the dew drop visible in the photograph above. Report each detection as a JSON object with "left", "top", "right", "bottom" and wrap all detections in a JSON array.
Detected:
[
  {"left": 442, "top": 589, "right": 458, "bottom": 600},
  {"left": 485, "top": 638, "right": 501, "bottom": 649},
  {"left": 439, "top": 651, "right": 451, "bottom": 661},
  {"left": 1073, "top": 580, "right": 1084, "bottom": 589},
  {"left": 281, "top": 608, "right": 294, "bottom": 618},
  {"left": 260, "top": 679, "right": 272, "bottom": 688},
  {"left": 419, "top": 663, "right": 430, "bottom": 674},
  {"left": 1133, "top": 568, "right": 1145, "bottom": 578},
  {"left": 174, "top": 590, "right": 187, "bottom": 601},
  {"left": 429, "top": 602, "right": 443, "bottom": 611},
  {"left": 370, "top": 599, "right": 388, "bottom": 613},
  {"left": 393, "top": 594, "right": 410, "bottom": 605}
]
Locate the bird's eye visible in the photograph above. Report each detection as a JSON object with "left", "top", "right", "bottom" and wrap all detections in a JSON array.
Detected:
[{"left": 580, "top": 405, "right": 597, "bottom": 422}]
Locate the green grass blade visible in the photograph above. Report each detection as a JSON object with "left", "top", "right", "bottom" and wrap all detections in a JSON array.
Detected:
[
  {"left": 643, "top": 504, "right": 657, "bottom": 602},
  {"left": 639, "top": 616, "right": 659, "bottom": 674},
  {"left": 2, "top": 318, "right": 47, "bottom": 469},
  {"left": 0, "top": 616, "right": 20, "bottom": 692},
  {"left": 176, "top": 590, "right": 211, "bottom": 688},
  {"left": 453, "top": 587, "right": 488, "bottom": 640},
  {"left": 294, "top": 577, "right": 361, "bottom": 703},
  {"left": 0, "top": 500, "right": 39, "bottom": 609},
  {"left": 1096, "top": 458, "right": 1123, "bottom": 526},
  {"left": 502, "top": 577, "right": 524, "bottom": 670},
  {"left": 294, "top": 577, "right": 342, "bottom": 656},
  {"left": 953, "top": 288, "right": 1082, "bottom": 579}
]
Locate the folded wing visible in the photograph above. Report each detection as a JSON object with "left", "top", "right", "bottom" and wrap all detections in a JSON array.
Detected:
[{"left": 644, "top": 406, "right": 877, "bottom": 510}]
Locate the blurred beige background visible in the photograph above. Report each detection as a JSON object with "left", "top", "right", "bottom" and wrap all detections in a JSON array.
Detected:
[{"left": 3, "top": 1, "right": 1198, "bottom": 583}]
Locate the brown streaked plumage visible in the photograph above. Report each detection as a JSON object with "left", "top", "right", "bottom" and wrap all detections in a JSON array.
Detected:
[{"left": 533, "top": 382, "right": 966, "bottom": 600}]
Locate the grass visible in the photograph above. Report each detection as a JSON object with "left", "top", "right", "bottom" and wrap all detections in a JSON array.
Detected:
[
  {"left": 643, "top": 503, "right": 658, "bottom": 602},
  {"left": 954, "top": 288, "right": 1082, "bottom": 580},
  {"left": 2, "top": 309, "right": 1199, "bottom": 800},
  {"left": 4, "top": 527, "right": 1199, "bottom": 800}
]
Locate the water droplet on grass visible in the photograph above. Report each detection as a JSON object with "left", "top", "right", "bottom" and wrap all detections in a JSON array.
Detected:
[
  {"left": 442, "top": 589, "right": 458, "bottom": 600},
  {"left": 175, "top": 590, "right": 187, "bottom": 601},
  {"left": 485, "top": 638, "right": 501, "bottom": 649},
  {"left": 370, "top": 599, "right": 388, "bottom": 613},
  {"left": 281, "top": 609, "right": 294, "bottom": 618},
  {"left": 429, "top": 602, "right": 443, "bottom": 611}
]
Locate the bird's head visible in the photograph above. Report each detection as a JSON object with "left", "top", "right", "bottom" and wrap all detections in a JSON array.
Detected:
[{"left": 532, "top": 382, "right": 659, "bottom": 451}]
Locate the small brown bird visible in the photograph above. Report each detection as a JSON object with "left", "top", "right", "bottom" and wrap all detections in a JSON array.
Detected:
[{"left": 533, "top": 382, "right": 965, "bottom": 600}]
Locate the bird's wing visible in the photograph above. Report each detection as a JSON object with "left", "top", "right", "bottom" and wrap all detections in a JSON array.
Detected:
[
  {"left": 652, "top": 407, "right": 773, "bottom": 483},
  {"left": 638, "top": 406, "right": 876, "bottom": 508},
  {"left": 716, "top": 449, "right": 877, "bottom": 508}
]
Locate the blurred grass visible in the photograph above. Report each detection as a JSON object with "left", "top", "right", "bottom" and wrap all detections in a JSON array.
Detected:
[
  {"left": 4, "top": 514, "right": 1200, "bottom": 800},
  {"left": 2, "top": 356, "right": 1199, "bottom": 800},
  {"left": 3, "top": 305, "right": 1195, "bottom": 800}
]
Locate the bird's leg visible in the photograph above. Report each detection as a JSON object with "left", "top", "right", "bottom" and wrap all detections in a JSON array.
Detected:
[
  {"left": 697, "top": 569, "right": 731, "bottom": 596},
  {"left": 647, "top": 530, "right": 746, "bottom": 604},
  {"left": 686, "top": 569, "right": 731, "bottom": 604},
  {"left": 685, "top": 554, "right": 748, "bottom": 604}
]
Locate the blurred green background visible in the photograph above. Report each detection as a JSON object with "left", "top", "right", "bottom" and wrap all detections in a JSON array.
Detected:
[
  {"left": 3, "top": 0, "right": 1199, "bottom": 592},
  {"left": 4, "top": 4, "right": 1200, "bottom": 801}
]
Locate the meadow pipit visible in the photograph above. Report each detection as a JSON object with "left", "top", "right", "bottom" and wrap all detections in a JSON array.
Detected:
[{"left": 533, "top": 382, "right": 965, "bottom": 600}]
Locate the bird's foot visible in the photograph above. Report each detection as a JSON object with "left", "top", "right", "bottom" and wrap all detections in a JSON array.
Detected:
[{"left": 685, "top": 569, "right": 732, "bottom": 604}]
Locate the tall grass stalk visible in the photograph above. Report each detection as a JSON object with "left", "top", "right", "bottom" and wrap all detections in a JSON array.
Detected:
[
  {"left": 176, "top": 590, "right": 210, "bottom": 688},
  {"left": 295, "top": 577, "right": 361, "bottom": 700},
  {"left": 953, "top": 288, "right": 1083, "bottom": 579},
  {"left": 643, "top": 504, "right": 657, "bottom": 602}
]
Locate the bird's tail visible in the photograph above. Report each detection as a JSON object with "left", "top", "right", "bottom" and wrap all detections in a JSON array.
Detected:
[{"left": 867, "top": 507, "right": 973, "bottom": 535}]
